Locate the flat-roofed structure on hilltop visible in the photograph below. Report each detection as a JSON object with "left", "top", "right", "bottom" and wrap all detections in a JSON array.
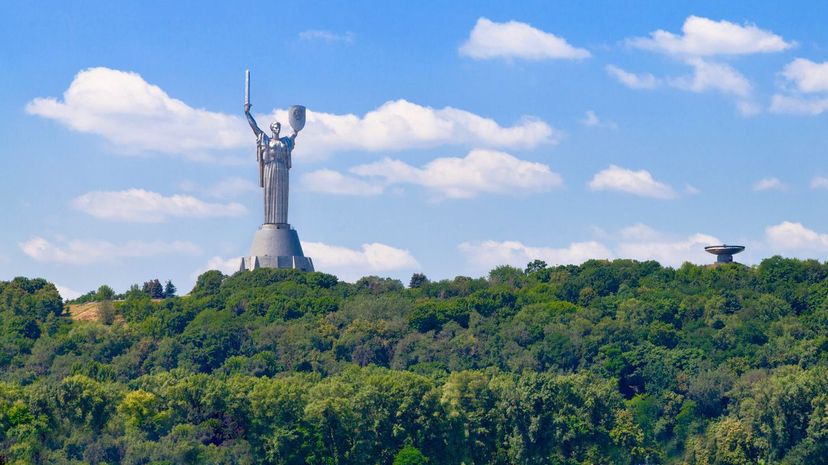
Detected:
[{"left": 705, "top": 245, "right": 745, "bottom": 264}]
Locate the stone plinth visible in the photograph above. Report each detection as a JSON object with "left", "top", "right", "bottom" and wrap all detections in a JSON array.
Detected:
[{"left": 239, "top": 223, "right": 314, "bottom": 272}]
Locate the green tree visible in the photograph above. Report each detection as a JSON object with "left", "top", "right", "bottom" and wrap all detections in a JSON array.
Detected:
[
  {"left": 143, "top": 279, "right": 164, "bottom": 299},
  {"left": 95, "top": 284, "right": 115, "bottom": 301},
  {"left": 393, "top": 444, "right": 429, "bottom": 465},
  {"left": 163, "top": 280, "right": 177, "bottom": 298},
  {"left": 409, "top": 273, "right": 429, "bottom": 289},
  {"left": 192, "top": 270, "right": 225, "bottom": 297}
]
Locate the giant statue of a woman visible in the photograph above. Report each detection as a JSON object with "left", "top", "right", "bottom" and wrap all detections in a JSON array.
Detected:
[
  {"left": 244, "top": 103, "right": 296, "bottom": 224},
  {"left": 238, "top": 70, "right": 313, "bottom": 273}
]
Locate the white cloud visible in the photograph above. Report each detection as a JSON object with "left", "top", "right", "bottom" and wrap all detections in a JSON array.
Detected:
[
  {"left": 608, "top": 57, "right": 756, "bottom": 114},
  {"left": 20, "top": 237, "right": 200, "bottom": 265},
  {"left": 606, "top": 65, "right": 660, "bottom": 89},
  {"left": 753, "top": 177, "right": 785, "bottom": 191},
  {"left": 669, "top": 58, "right": 752, "bottom": 97},
  {"left": 311, "top": 149, "right": 563, "bottom": 199},
  {"left": 615, "top": 224, "right": 719, "bottom": 266},
  {"left": 588, "top": 165, "right": 676, "bottom": 199},
  {"left": 685, "top": 184, "right": 701, "bottom": 195},
  {"left": 29, "top": 68, "right": 559, "bottom": 160},
  {"left": 769, "top": 94, "right": 828, "bottom": 115},
  {"left": 616, "top": 233, "right": 720, "bottom": 267},
  {"left": 303, "top": 242, "right": 419, "bottom": 275},
  {"left": 459, "top": 240, "right": 612, "bottom": 270},
  {"left": 301, "top": 169, "right": 384, "bottom": 196},
  {"left": 298, "top": 29, "right": 354, "bottom": 44},
  {"left": 765, "top": 221, "right": 828, "bottom": 251},
  {"left": 196, "top": 242, "right": 418, "bottom": 282},
  {"left": 781, "top": 58, "right": 828, "bottom": 93},
  {"left": 811, "top": 176, "right": 828, "bottom": 190},
  {"left": 72, "top": 189, "right": 246, "bottom": 222},
  {"left": 204, "top": 256, "right": 243, "bottom": 275},
  {"left": 26, "top": 67, "right": 247, "bottom": 160},
  {"left": 581, "top": 110, "right": 617, "bottom": 129},
  {"left": 459, "top": 17, "right": 590, "bottom": 60},
  {"left": 628, "top": 15, "right": 793, "bottom": 56},
  {"left": 55, "top": 285, "right": 83, "bottom": 301},
  {"left": 460, "top": 225, "right": 721, "bottom": 272},
  {"left": 266, "top": 99, "right": 561, "bottom": 157}
]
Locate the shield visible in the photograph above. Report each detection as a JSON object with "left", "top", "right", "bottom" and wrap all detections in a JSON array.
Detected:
[{"left": 289, "top": 105, "right": 306, "bottom": 132}]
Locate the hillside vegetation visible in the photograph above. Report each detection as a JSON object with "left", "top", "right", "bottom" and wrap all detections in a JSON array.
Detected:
[{"left": 1, "top": 257, "right": 828, "bottom": 464}]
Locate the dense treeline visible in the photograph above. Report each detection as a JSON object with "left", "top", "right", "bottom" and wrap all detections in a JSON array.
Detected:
[{"left": 2, "top": 257, "right": 828, "bottom": 464}]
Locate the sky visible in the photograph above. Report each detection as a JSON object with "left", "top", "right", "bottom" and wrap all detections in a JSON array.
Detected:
[{"left": 2, "top": 1, "right": 828, "bottom": 298}]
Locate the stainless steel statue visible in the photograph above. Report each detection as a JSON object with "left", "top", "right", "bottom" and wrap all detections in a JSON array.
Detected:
[
  {"left": 239, "top": 70, "right": 314, "bottom": 272},
  {"left": 243, "top": 70, "right": 306, "bottom": 225}
]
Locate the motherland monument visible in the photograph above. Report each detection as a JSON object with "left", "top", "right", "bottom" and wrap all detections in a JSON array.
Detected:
[{"left": 239, "top": 70, "right": 314, "bottom": 272}]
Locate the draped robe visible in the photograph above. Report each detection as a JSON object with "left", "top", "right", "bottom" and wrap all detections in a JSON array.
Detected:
[{"left": 258, "top": 133, "right": 294, "bottom": 224}]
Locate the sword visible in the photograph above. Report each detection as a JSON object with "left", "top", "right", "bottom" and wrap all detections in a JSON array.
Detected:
[
  {"left": 246, "top": 70, "right": 265, "bottom": 187},
  {"left": 245, "top": 69, "right": 250, "bottom": 106}
]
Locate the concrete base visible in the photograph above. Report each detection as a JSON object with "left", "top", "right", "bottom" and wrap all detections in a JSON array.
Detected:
[{"left": 239, "top": 223, "right": 314, "bottom": 272}]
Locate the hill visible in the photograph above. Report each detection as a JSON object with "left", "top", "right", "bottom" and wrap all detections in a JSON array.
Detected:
[{"left": 1, "top": 258, "right": 827, "bottom": 464}]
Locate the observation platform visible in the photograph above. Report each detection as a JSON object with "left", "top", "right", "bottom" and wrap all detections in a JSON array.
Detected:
[{"left": 704, "top": 245, "right": 745, "bottom": 264}]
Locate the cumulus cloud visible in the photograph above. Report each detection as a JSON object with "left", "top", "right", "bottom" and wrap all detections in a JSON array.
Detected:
[
  {"left": 616, "top": 233, "right": 720, "bottom": 266},
  {"left": 459, "top": 17, "right": 590, "bottom": 60},
  {"left": 780, "top": 58, "right": 828, "bottom": 93},
  {"left": 20, "top": 237, "right": 200, "bottom": 265},
  {"left": 301, "top": 170, "right": 384, "bottom": 196},
  {"left": 669, "top": 58, "right": 752, "bottom": 97},
  {"left": 197, "top": 242, "right": 419, "bottom": 282},
  {"left": 298, "top": 29, "right": 354, "bottom": 43},
  {"left": 581, "top": 110, "right": 617, "bottom": 129},
  {"left": 628, "top": 15, "right": 793, "bottom": 56},
  {"left": 304, "top": 242, "right": 418, "bottom": 271},
  {"left": 196, "top": 256, "right": 243, "bottom": 277},
  {"left": 752, "top": 177, "right": 785, "bottom": 192},
  {"left": 588, "top": 165, "right": 676, "bottom": 199},
  {"left": 606, "top": 65, "right": 660, "bottom": 89},
  {"left": 268, "top": 99, "right": 561, "bottom": 157},
  {"left": 26, "top": 67, "right": 247, "bottom": 160},
  {"left": 28, "top": 68, "right": 558, "bottom": 161},
  {"left": 72, "top": 189, "right": 247, "bottom": 222},
  {"left": 303, "top": 242, "right": 419, "bottom": 281},
  {"left": 608, "top": 56, "right": 756, "bottom": 114},
  {"left": 305, "top": 149, "right": 563, "bottom": 199},
  {"left": 769, "top": 94, "right": 828, "bottom": 115},
  {"left": 613, "top": 223, "right": 719, "bottom": 266},
  {"left": 55, "top": 285, "right": 83, "bottom": 301},
  {"left": 765, "top": 221, "right": 828, "bottom": 251},
  {"left": 460, "top": 224, "right": 721, "bottom": 272},
  {"left": 811, "top": 176, "right": 828, "bottom": 190},
  {"left": 459, "top": 240, "right": 612, "bottom": 270}
]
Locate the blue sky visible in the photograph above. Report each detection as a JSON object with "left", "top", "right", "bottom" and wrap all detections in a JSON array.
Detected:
[{"left": 3, "top": 1, "right": 828, "bottom": 298}]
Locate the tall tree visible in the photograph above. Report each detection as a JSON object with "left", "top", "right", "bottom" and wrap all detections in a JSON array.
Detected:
[{"left": 163, "top": 280, "right": 177, "bottom": 298}]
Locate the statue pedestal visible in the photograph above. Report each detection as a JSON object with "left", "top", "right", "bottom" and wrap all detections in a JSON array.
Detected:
[{"left": 239, "top": 223, "right": 314, "bottom": 272}]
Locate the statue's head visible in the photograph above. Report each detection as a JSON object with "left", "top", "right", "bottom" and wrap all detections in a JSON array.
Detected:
[{"left": 270, "top": 121, "right": 281, "bottom": 136}]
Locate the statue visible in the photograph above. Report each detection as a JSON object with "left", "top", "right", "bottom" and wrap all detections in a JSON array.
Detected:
[
  {"left": 243, "top": 70, "right": 305, "bottom": 225},
  {"left": 238, "top": 70, "right": 314, "bottom": 272}
]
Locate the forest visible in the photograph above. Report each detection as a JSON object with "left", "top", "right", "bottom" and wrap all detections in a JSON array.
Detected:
[{"left": 1, "top": 257, "right": 828, "bottom": 464}]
